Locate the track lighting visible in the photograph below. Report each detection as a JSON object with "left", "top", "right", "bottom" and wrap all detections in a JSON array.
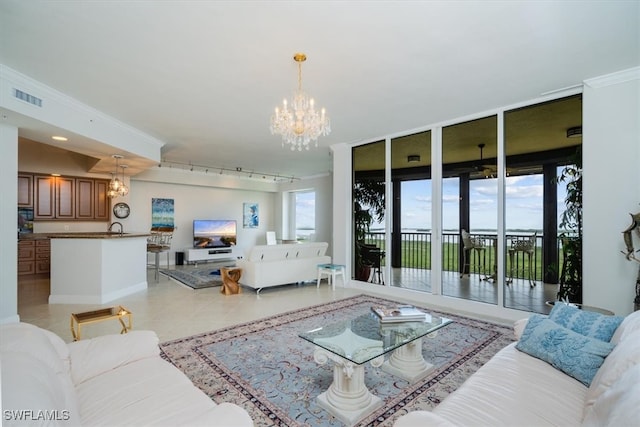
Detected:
[{"left": 158, "top": 160, "right": 298, "bottom": 182}]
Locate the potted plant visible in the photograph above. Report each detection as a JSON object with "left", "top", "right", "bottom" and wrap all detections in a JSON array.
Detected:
[
  {"left": 354, "top": 203, "right": 373, "bottom": 280},
  {"left": 353, "top": 180, "right": 385, "bottom": 281},
  {"left": 556, "top": 147, "right": 582, "bottom": 303}
]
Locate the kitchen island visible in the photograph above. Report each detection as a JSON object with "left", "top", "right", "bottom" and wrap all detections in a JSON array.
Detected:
[{"left": 33, "top": 232, "right": 150, "bottom": 305}]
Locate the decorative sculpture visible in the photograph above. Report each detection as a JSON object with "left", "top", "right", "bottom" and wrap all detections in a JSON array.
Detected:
[
  {"left": 621, "top": 212, "right": 640, "bottom": 311},
  {"left": 220, "top": 267, "right": 242, "bottom": 295}
]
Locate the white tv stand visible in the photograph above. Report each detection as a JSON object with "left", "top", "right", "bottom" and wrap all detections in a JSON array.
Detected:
[{"left": 185, "top": 246, "right": 244, "bottom": 266}]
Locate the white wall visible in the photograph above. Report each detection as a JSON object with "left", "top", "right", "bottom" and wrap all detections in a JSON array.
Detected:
[
  {"left": 127, "top": 177, "right": 277, "bottom": 261},
  {"left": 0, "top": 125, "right": 19, "bottom": 323},
  {"left": 582, "top": 68, "right": 640, "bottom": 316}
]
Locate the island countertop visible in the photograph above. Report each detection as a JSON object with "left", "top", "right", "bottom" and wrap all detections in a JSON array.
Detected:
[
  {"left": 48, "top": 235, "right": 149, "bottom": 304},
  {"left": 19, "top": 232, "right": 150, "bottom": 240}
]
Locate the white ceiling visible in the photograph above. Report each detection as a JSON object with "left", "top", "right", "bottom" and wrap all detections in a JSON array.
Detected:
[{"left": 1, "top": 1, "right": 638, "bottom": 179}]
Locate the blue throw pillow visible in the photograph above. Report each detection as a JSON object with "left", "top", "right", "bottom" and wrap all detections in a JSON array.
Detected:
[
  {"left": 549, "top": 303, "right": 623, "bottom": 342},
  {"left": 516, "top": 314, "right": 615, "bottom": 386}
]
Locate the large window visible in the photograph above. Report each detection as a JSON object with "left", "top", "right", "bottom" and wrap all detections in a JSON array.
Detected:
[
  {"left": 350, "top": 94, "right": 582, "bottom": 314},
  {"left": 390, "top": 130, "right": 432, "bottom": 290},
  {"left": 353, "top": 140, "right": 386, "bottom": 283},
  {"left": 442, "top": 116, "right": 498, "bottom": 304},
  {"left": 293, "top": 190, "right": 316, "bottom": 241},
  {"left": 504, "top": 95, "right": 582, "bottom": 310}
]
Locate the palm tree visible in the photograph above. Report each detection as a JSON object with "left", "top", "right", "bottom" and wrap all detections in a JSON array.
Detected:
[
  {"left": 556, "top": 147, "right": 582, "bottom": 303},
  {"left": 353, "top": 179, "right": 385, "bottom": 280}
]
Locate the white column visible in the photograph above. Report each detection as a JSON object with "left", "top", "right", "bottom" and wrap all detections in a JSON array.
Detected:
[{"left": 0, "top": 124, "right": 19, "bottom": 323}]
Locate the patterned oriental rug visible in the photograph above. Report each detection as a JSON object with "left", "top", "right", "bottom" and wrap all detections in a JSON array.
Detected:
[
  {"left": 160, "top": 295, "right": 515, "bottom": 426},
  {"left": 160, "top": 267, "right": 230, "bottom": 289}
]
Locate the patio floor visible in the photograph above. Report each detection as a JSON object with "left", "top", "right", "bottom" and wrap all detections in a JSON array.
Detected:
[{"left": 370, "top": 268, "right": 558, "bottom": 315}]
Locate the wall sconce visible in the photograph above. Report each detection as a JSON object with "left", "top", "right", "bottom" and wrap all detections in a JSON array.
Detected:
[{"left": 407, "top": 155, "right": 421, "bottom": 163}]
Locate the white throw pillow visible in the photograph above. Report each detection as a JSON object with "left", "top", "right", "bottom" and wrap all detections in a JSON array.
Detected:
[
  {"left": 513, "top": 317, "right": 532, "bottom": 340},
  {"left": 582, "top": 364, "right": 640, "bottom": 427},
  {"left": 583, "top": 329, "right": 640, "bottom": 417},
  {"left": 610, "top": 310, "right": 640, "bottom": 344}
]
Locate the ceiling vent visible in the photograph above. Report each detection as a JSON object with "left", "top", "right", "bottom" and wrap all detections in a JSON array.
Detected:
[{"left": 13, "top": 88, "right": 42, "bottom": 107}]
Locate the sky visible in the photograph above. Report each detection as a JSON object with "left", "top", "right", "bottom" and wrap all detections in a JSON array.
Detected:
[
  {"left": 379, "top": 168, "right": 569, "bottom": 232},
  {"left": 294, "top": 191, "right": 316, "bottom": 232},
  {"left": 295, "top": 168, "right": 571, "bottom": 235}
]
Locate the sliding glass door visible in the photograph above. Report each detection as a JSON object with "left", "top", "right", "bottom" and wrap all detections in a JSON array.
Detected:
[
  {"left": 349, "top": 94, "right": 582, "bottom": 314},
  {"left": 390, "top": 131, "right": 432, "bottom": 291},
  {"left": 442, "top": 116, "right": 498, "bottom": 304}
]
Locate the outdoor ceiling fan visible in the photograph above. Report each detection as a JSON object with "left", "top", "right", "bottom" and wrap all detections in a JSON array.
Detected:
[
  {"left": 473, "top": 143, "right": 499, "bottom": 178},
  {"left": 470, "top": 144, "right": 541, "bottom": 178}
]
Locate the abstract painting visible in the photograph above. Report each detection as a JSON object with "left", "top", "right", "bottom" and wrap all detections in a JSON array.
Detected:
[
  {"left": 243, "top": 202, "right": 259, "bottom": 228},
  {"left": 152, "top": 198, "right": 174, "bottom": 227}
]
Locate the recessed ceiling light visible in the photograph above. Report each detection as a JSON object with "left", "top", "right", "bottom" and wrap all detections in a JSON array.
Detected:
[{"left": 52, "top": 136, "right": 68, "bottom": 141}]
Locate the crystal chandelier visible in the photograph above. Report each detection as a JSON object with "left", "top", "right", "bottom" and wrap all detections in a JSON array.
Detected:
[
  {"left": 270, "top": 53, "right": 331, "bottom": 151},
  {"left": 107, "top": 154, "right": 129, "bottom": 198}
]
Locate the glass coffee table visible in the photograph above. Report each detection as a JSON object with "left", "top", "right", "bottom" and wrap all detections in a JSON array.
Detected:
[{"left": 299, "top": 310, "right": 452, "bottom": 425}]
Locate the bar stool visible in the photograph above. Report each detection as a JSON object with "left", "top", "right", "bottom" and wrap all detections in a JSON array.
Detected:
[
  {"left": 460, "top": 230, "right": 486, "bottom": 278},
  {"left": 317, "top": 263, "right": 346, "bottom": 289},
  {"left": 507, "top": 232, "right": 537, "bottom": 287},
  {"left": 147, "top": 226, "right": 173, "bottom": 282}
]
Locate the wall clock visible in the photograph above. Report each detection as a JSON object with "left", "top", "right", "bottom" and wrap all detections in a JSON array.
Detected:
[{"left": 113, "top": 202, "right": 130, "bottom": 219}]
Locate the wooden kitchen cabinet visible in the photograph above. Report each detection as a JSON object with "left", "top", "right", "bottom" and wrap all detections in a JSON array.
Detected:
[
  {"left": 28, "top": 173, "right": 109, "bottom": 221},
  {"left": 18, "top": 174, "right": 33, "bottom": 207},
  {"left": 34, "top": 174, "right": 75, "bottom": 219},
  {"left": 94, "top": 179, "right": 110, "bottom": 220},
  {"left": 35, "top": 239, "right": 51, "bottom": 274},
  {"left": 18, "top": 240, "right": 36, "bottom": 275},
  {"left": 18, "top": 239, "right": 50, "bottom": 276},
  {"left": 56, "top": 176, "right": 75, "bottom": 219},
  {"left": 34, "top": 175, "right": 55, "bottom": 219},
  {"left": 76, "top": 178, "right": 95, "bottom": 219}
]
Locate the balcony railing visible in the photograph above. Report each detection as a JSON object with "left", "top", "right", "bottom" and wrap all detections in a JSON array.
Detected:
[{"left": 363, "top": 231, "right": 565, "bottom": 283}]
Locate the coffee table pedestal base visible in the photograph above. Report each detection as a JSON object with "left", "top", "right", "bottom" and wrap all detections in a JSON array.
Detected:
[
  {"left": 314, "top": 348, "right": 384, "bottom": 426},
  {"left": 382, "top": 337, "right": 434, "bottom": 382}
]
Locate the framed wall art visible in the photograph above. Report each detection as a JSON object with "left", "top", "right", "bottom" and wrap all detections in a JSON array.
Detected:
[
  {"left": 151, "top": 198, "right": 174, "bottom": 227},
  {"left": 243, "top": 203, "right": 259, "bottom": 228}
]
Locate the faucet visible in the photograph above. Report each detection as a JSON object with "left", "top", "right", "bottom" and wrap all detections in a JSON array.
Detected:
[{"left": 108, "top": 222, "right": 123, "bottom": 235}]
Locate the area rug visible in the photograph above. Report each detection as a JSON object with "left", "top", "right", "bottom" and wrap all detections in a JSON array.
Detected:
[
  {"left": 159, "top": 267, "right": 231, "bottom": 289},
  {"left": 160, "top": 294, "right": 515, "bottom": 426}
]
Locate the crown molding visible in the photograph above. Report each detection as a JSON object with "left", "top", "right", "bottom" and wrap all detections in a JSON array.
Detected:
[{"left": 584, "top": 66, "right": 640, "bottom": 89}]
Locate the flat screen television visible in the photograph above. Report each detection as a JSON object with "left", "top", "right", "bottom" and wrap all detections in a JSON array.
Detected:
[{"left": 193, "top": 219, "right": 237, "bottom": 248}]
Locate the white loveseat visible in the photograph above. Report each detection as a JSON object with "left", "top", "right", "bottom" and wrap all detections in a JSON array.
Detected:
[
  {"left": 0, "top": 322, "right": 253, "bottom": 426},
  {"left": 237, "top": 242, "right": 331, "bottom": 292},
  {"left": 394, "top": 309, "right": 640, "bottom": 427}
]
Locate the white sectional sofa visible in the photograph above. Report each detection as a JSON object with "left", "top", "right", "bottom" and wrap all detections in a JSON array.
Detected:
[
  {"left": 0, "top": 322, "right": 253, "bottom": 427},
  {"left": 394, "top": 308, "right": 640, "bottom": 427},
  {"left": 237, "top": 242, "right": 331, "bottom": 292}
]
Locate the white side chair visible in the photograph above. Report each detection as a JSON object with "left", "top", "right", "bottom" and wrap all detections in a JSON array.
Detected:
[
  {"left": 316, "top": 263, "right": 346, "bottom": 290},
  {"left": 266, "top": 231, "right": 277, "bottom": 245}
]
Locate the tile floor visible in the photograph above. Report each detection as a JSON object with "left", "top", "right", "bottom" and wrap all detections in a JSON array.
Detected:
[
  {"left": 17, "top": 268, "right": 368, "bottom": 343},
  {"left": 17, "top": 264, "right": 547, "bottom": 343}
]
